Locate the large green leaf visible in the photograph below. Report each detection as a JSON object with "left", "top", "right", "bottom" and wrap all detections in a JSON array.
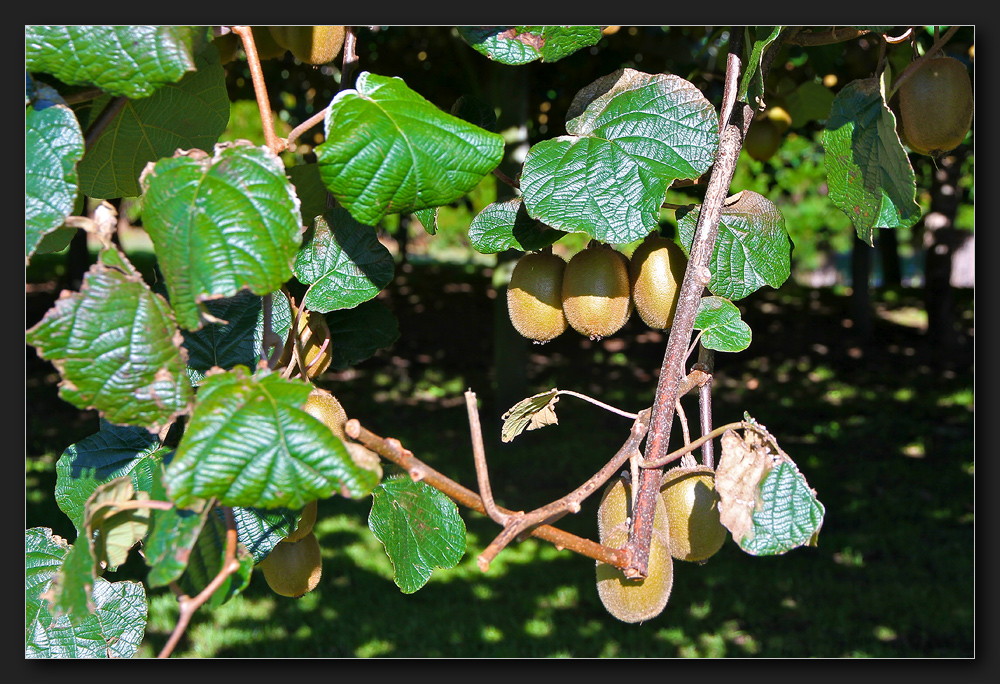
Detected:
[
  {"left": 25, "top": 25, "right": 202, "bottom": 99},
  {"left": 325, "top": 299, "right": 401, "bottom": 371},
  {"left": 822, "top": 77, "right": 921, "bottom": 245},
  {"left": 694, "top": 296, "right": 752, "bottom": 353},
  {"left": 25, "top": 102, "right": 84, "bottom": 263},
  {"left": 163, "top": 367, "right": 378, "bottom": 509},
  {"left": 677, "top": 190, "right": 791, "bottom": 301},
  {"left": 181, "top": 289, "right": 287, "bottom": 373},
  {"left": 294, "top": 210, "right": 395, "bottom": 313},
  {"left": 316, "top": 71, "right": 505, "bottom": 225},
  {"left": 76, "top": 50, "right": 230, "bottom": 199},
  {"left": 143, "top": 462, "right": 213, "bottom": 588},
  {"left": 458, "top": 26, "right": 604, "bottom": 65},
  {"left": 468, "top": 197, "right": 565, "bottom": 254},
  {"left": 26, "top": 528, "right": 147, "bottom": 658},
  {"left": 139, "top": 142, "right": 302, "bottom": 331},
  {"left": 232, "top": 507, "right": 301, "bottom": 563},
  {"left": 368, "top": 475, "right": 467, "bottom": 594},
  {"left": 25, "top": 246, "right": 194, "bottom": 432},
  {"left": 55, "top": 421, "right": 163, "bottom": 537},
  {"left": 520, "top": 68, "right": 719, "bottom": 244}
]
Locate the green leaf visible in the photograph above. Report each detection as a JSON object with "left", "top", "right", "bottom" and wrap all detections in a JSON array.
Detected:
[
  {"left": 738, "top": 27, "right": 784, "bottom": 109},
  {"left": 25, "top": 102, "right": 84, "bottom": 263},
  {"left": 87, "top": 478, "right": 151, "bottom": 571},
  {"left": 458, "top": 26, "right": 604, "bottom": 65},
  {"left": 677, "top": 190, "right": 791, "bottom": 301},
  {"left": 287, "top": 163, "right": 331, "bottom": 226},
  {"left": 55, "top": 421, "right": 162, "bottom": 536},
  {"left": 694, "top": 297, "right": 752, "bottom": 352},
  {"left": 143, "top": 481, "right": 213, "bottom": 588},
  {"left": 76, "top": 50, "right": 230, "bottom": 199},
  {"left": 232, "top": 507, "right": 301, "bottom": 563},
  {"left": 822, "top": 77, "right": 921, "bottom": 245},
  {"left": 25, "top": 246, "right": 194, "bottom": 432},
  {"left": 500, "top": 389, "right": 560, "bottom": 443},
  {"left": 451, "top": 94, "right": 498, "bottom": 132},
  {"left": 26, "top": 528, "right": 147, "bottom": 658},
  {"left": 25, "top": 25, "right": 203, "bottom": 99},
  {"left": 715, "top": 422, "right": 825, "bottom": 556},
  {"left": 295, "top": 210, "right": 395, "bottom": 313},
  {"left": 369, "top": 476, "right": 467, "bottom": 593},
  {"left": 413, "top": 208, "right": 438, "bottom": 235},
  {"left": 139, "top": 142, "right": 303, "bottom": 330},
  {"left": 175, "top": 509, "right": 255, "bottom": 608},
  {"left": 468, "top": 197, "right": 565, "bottom": 254},
  {"left": 325, "top": 299, "right": 401, "bottom": 371},
  {"left": 520, "top": 68, "right": 719, "bottom": 244},
  {"left": 316, "top": 71, "right": 505, "bottom": 225},
  {"left": 163, "top": 367, "right": 378, "bottom": 509},
  {"left": 783, "top": 80, "right": 835, "bottom": 127}
]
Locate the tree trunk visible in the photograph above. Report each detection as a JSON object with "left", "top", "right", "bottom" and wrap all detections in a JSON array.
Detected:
[
  {"left": 877, "top": 227, "right": 902, "bottom": 288},
  {"left": 922, "top": 154, "right": 964, "bottom": 367},
  {"left": 850, "top": 234, "right": 873, "bottom": 340}
]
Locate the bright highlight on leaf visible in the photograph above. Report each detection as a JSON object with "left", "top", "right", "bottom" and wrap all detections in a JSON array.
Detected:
[{"left": 317, "top": 71, "right": 505, "bottom": 226}]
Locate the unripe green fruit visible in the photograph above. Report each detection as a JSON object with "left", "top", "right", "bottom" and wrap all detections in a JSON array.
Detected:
[
  {"left": 507, "top": 251, "right": 568, "bottom": 343},
  {"left": 251, "top": 26, "right": 288, "bottom": 61},
  {"left": 259, "top": 532, "right": 322, "bottom": 598},
  {"left": 562, "top": 243, "right": 631, "bottom": 340},
  {"left": 629, "top": 234, "right": 687, "bottom": 330},
  {"left": 764, "top": 104, "right": 792, "bottom": 134},
  {"left": 212, "top": 32, "right": 240, "bottom": 65},
  {"left": 660, "top": 465, "right": 727, "bottom": 562},
  {"left": 269, "top": 26, "right": 345, "bottom": 65},
  {"left": 596, "top": 475, "right": 673, "bottom": 623},
  {"left": 285, "top": 500, "right": 317, "bottom": 543},
  {"left": 743, "top": 117, "right": 781, "bottom": 161},
  {"left": 303, "top": 388, "right": 382, "bottom": 480},
  {"left": 898, "top": 56, "right": 973, "bottom": 156},
  {"left": 279, "top": 307, "right": 333, "bottom": 379}
]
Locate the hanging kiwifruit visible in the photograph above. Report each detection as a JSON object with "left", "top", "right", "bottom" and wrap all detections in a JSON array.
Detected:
[
  {"left": 507, "top": 249, "right": 568, "bottom": 343},
  {"left": 898, "top": 55, "right": 973, "bottom": 156},
  {"left": 629, "top": 233, "right": 688, "bottom": 330},
  {"left": 660, "top": 465, "right": 727, "bottom": 563},
  {"left": 250, "top": 26, "right": 288, "bottom": 61},
  {"left": 303, "top": 388, "right": 383, "bottom": 480},
  {"left": 269, "top": 26, "right": 346, "bottom": 65},
  {"left": 596, "top": 474, "right": 674, "bottom": 623},
  {"left": 561, "top": 242, "right": 631, "bottom": 340},
  {"left": 258, "top": 531, "right": 323, "bottom": 598},
  {"left": 284, "top": 500, "right": 318, "bottom": 543},
  {"left": 278, "top": 306, "right": 333, "bottom": 380}
]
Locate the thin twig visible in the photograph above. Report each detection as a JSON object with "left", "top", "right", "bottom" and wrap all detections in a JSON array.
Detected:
[
  {"left": 158, "top": 506, "right": 241, "bottom": 658},
  {"left": 340, "top": 27, "right": 359, "bottom": 92},
  {"left": 231, "top": 26, "right": 283, "bottom": 155},
  {"left": 555, "top": 390, "right": 639, "bottom": 420},
  {"left": 287, "top": 108, "right": 329, "bottom": 148},
  {"left": 785, "top": 27, "right": 868, "bottom": 47},
  {"left": 696, "top": 345, "right": 716, "bottom": 469},
  {"left": 492, "top": 167, "right": 520, "bottom": 190},
  {"left": 466, "top": 391, "right": 508, "bottom": 525},
  {"left": 639, "top": 420, "right": 745, "bottom": 469},
  {"left": 84, "top": 96, "right": 128, "bottom": 152},
  {"left": 676, "top": 398, "right": 691, "bottom": 446}
]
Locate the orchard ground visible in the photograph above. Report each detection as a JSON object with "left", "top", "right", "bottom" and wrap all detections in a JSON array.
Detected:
[{"left": 25, "top": 251, "right": 974, "bottom": 658}]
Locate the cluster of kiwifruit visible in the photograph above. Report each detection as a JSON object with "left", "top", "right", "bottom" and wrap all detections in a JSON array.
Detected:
[
  {"left": 256, "top": 388, "right": 382, "bottom": 598},
  {"left": 213, "top": 26, "right": 346, "bottom": 66},
  {"left": 507, "top": 233, "right": 688, "bottom": 344},
  {"left": 595, "top": 463, "right": 727, "bottom": 623}
]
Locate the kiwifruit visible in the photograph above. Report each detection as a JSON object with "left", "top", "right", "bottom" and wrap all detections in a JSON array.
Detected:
[
  {"left": 279, "top": 306, "right": 333, "bottom": 379},
  {"left": 251, "top": 26, "right": 288, "bottom": 61},
  {"left": 507, "top": 250, "right": 568, "bottom": 343},
  {"left": 660, "top": 465, "right": 727, "bottom": 563},
  {"left": 596, "top": 474, "right": 673, "bottom": 623},
  {"left": 303, "top": 388, "right": 382, "bottom": 479},
  {"left": 284, "top": 500, "right": 318, "bottom": 543},
  {"left": 212, "top": 32, "right": 240, "bottom": 65},
  {"left": 743, "top": 117, "right": 781, "bottom": 162},
  {"left": 561, "top": 242, "right": 631, "bottom": 340},
  {"left": 269, "top": 26, "right": 345, "bottom": 65},
  {"left": 258, "top": 531, "right": 322, "bottom": 598},
  {"left": 628, "top": 234, "right": 687, "bottom": 330},
  {"left": 764, "top": 104, "right": 792, "bottom": 134},
  {"left": 898, "top": 56, "right": 973, "bottom": 156}
]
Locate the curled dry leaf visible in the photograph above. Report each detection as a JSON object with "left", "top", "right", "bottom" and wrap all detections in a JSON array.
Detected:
[{"left": 500, "top": 389, "right": 560, "bottom": 443}]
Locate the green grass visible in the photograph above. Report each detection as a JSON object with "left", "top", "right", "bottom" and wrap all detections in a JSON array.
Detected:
[{"left": 26, "top": 261, "right": 974, "bottom": 658}]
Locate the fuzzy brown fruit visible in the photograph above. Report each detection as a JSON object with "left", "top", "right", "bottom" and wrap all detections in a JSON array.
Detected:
[
  {"left": 743, "top": 117, "right": 781, "bottom": 162},
  {"left": 596, "top": 475, "right": 673, "bottom": 623},
  {"left": 259, "top": 531, "right": 322, "bottom": 598},
  {"left": 629, "top": 234, "right": 688, "bottom": 330},
  {"left": 507, "top": 250, "right": 568, "bottom": 343},
  {"left": 251, "top": 26, "right": 288, "bottom": 61},
  {"left": 561, "top": 243, "right": 631, "bottom": 340},
  {"left": 284, "top": 500, "right": 318, "bottom": 543},
  {"left": 898, "top": 56, "right": 973, "bottom": 156},
  {"left": 303, "top": 388, "right": 382, "bottom": 480},
  {"left": 279, "top": 306, "right": 333, "bottom": 379},
  {"left": 269, "top": 26, "right": 345, "bottom": 65},
  {"left": 660, "top": 465, "right": 727, "bottom": 562}
]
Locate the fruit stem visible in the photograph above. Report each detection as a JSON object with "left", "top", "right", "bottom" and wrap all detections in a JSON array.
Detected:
[{"left": 231, "top": 27, "right": 285, "bottom": 156}]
